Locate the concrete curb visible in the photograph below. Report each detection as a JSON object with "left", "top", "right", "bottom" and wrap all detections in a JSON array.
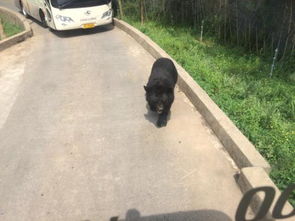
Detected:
[
  {"left": 0, "top": 7, "right": 33, "bottom": 51},
  {"left": 238, "top": 167, "right": 294, "bottom": 220},
  {"left": 114, "top": 19, "right": 294, "bottom": 215}
]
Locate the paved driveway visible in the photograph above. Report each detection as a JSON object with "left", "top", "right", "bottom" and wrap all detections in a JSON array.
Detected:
[{"left": 0, "top": 2, "right": 246, "bottom": 220}]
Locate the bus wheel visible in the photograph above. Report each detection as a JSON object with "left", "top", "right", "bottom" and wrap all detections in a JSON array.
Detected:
[
  {"left": 20, "top": 1, "right": 28, "bottom": 18},
  {"left": 39, "top": 11, "right": 48, "bottom": 28}
]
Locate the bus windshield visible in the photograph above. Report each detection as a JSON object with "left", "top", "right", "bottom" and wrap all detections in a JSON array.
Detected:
[{"left": 51, "top": 0, "right": 111, "bottom": 9}]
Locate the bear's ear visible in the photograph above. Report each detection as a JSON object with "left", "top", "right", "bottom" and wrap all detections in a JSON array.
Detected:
[{"left": 144, "top": 85, "right": 149, "bottom": 92}]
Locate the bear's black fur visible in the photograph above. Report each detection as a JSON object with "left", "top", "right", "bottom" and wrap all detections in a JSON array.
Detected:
[{"left": 144, "top": 58, "right": 178, "bottom": 127}]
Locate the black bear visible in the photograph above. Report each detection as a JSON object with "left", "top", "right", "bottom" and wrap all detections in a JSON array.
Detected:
[{"left": 144, "top": 58, "right": 178, "bottom": 127}]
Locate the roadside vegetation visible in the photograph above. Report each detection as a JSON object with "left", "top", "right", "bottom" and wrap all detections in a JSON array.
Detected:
[
  {"left": 119, "top": 0, "right": 295, "bottom": 206},
  {"left": 0, "top": 15, "right": 23, "bottom": 40}
]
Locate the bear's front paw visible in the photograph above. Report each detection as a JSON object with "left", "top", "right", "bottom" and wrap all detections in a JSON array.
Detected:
[{"left": 157, "top": 118, "right": 167, "bottom": 127}]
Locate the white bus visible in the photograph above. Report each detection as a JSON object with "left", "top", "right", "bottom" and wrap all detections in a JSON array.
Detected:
[{"left": 15, "top": 0, "right": 113, "bottom": 30}]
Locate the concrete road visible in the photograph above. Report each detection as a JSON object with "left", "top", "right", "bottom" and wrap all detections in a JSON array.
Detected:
[
  {"left": 0, "top": 0, "right": 17, "bottom": 10},
  {"left": 0, "top": 2, "right": 247, "bottom": 221}
]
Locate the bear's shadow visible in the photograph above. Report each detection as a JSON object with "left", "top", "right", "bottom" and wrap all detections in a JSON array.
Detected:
[{"left": 144, "top": 104, "right": 171, "bottom": 128}]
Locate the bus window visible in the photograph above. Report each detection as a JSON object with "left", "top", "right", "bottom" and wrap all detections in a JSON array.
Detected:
[{"left": 50, "top": 0, "right": 111, "bottom": 9}]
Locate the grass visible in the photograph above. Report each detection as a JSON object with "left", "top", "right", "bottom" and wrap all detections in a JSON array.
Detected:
[
  {"left": 124, "top": 17, "right": 295, "bottom": 206},
  {"left": 0, "top": 15, "right": 23, "bottom": 40}
]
